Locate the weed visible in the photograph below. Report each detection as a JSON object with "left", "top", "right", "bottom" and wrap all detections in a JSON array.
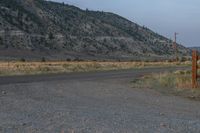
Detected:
[
  {"left": 133, "top": 70, "right": 200, "bottom": 100},
  {"left": 0, "top": 61, "right": 190, "bottom": 76}
]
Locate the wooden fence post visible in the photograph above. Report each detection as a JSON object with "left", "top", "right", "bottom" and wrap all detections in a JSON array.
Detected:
[{"left": 192, "top": 50, "right": 198, "bottom": 88}]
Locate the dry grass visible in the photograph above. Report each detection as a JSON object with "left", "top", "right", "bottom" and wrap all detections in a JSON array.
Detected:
[
  {"left": 0, "top": 61, "right": 191, "bottom": 76},
  {"left": 133, "top": 70, "right": 200, "bottom": 100}
]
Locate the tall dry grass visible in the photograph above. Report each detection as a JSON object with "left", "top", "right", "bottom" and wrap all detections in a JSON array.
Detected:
[
  {"left": 133, "top": 69, "right": 200, "bottom": 100},
  {"left": 0, "top": 61, "right": 191, "bottom": 76}
]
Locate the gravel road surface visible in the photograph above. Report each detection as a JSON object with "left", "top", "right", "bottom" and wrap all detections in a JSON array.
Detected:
[{"left": 0, "top": 67, "right": 200, "bottom": 133}]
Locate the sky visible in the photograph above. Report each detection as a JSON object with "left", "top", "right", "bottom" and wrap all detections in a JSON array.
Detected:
[{"left": 51, "top": 0, "right": 200, "bottom": 47}]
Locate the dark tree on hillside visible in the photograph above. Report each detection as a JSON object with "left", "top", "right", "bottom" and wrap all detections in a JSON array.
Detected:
[
  {"left": 135, "top": 24, "right": 139, "bottom": 32},
  {"left": 41, "top": 57, "right": 46, "bottom": 62},
  {"left": 48, "top": 32, "right": 54, "bottom": 40},
  {"left": 0, "top": 36, "right": 3, "bottom": 45}
]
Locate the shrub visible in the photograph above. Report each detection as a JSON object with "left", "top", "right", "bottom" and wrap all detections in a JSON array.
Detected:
[
  {"left": 41, "top": 57, "right": 46, "bottom": 62},
  {"left": 74, "top": 58, "right": 83, "bottom": 61},
  {"left": 0, "top": 36, "right": 3, "bottom": 45},
  {"left": 48, "top": 32, "right": 54, "bottom": 40},
  {"left": 66, "top": 58, "right": 71, "bottom": 61},
  {"left": 20, "top": 58, "right": 26, "bottom": 62}
]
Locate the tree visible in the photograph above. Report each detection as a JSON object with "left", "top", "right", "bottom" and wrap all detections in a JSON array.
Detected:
[
  {"left": 0, "top": 36, "right": 3, "bottom": 45},
  {"left": 135, "top": 24, "right": 139, "bottom": 32},
  {"left": 20, "top": 58, "right": 26, "bottom": 62},
  {"left": 48, "top": 32, "right": 54, "bottom": 40},
  {"left": 41, "top": 57, "right": 46, "bottom": 62}
]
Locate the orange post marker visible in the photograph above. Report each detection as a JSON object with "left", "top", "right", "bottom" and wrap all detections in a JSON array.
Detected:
[{"left": 192, "top": 50, "right": 198, "bottom": 88}]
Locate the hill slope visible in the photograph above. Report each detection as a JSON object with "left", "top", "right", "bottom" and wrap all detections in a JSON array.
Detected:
[{"left": 0, "top": 0, "right": 190, "bottom": 61}]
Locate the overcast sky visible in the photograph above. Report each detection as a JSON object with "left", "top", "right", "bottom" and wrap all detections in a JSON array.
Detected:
[{"left": 51, "top": 0, "right": 200, "bottom": 47}]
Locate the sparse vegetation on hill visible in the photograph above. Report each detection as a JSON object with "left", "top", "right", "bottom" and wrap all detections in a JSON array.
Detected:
[{"left": 0, "top": 0, "right": 191, "bottom": 61}]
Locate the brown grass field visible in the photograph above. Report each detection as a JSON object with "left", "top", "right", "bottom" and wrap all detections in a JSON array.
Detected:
[{"left": 0, "top": 61, "right": 191, "bottom": 76}]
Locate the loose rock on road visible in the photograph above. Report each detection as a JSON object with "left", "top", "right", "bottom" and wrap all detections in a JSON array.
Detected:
[{"left": 0, "top": 67, "right": 200, "bottom": 133}]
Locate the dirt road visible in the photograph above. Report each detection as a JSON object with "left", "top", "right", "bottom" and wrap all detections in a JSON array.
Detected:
[{"left": 0, "top": 67, "right": 200, "bottom": 133}]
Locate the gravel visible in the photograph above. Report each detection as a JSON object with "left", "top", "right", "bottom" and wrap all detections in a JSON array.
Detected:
[{"left": 0, "top": 67, "right": 200, "bottom": 133}]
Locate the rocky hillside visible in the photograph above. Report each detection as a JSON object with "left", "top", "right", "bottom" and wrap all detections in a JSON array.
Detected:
[{"left": 0, "top": 0, "right": 190, "bottom": 61}]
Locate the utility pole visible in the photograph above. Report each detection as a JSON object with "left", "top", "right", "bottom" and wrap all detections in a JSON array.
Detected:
[{"left": 173, "top": 32, "right": 179, "bottom": 61}]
